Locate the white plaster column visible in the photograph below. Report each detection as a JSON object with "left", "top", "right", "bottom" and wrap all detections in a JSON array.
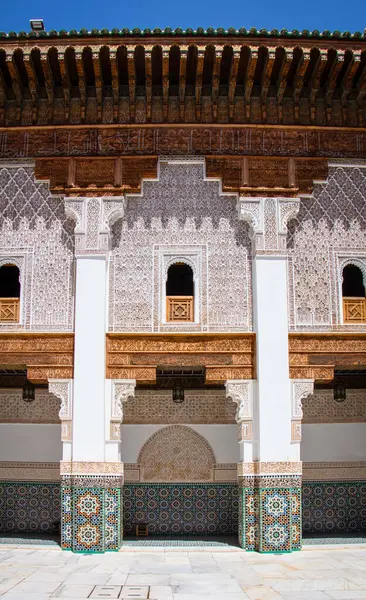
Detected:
[{"left": 239, "top": 196, "right": 300, "bottom": 463}]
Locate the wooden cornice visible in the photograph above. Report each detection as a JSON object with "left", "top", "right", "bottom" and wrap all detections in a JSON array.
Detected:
[
  {"left": 195, "top": 47, "right": 205, "bottom": 120},
  {"left": 144, "top": 47, "right": 152, "bottom": 122},
  {"left": 309, "top": 49, "right": 328, "bottom": 123},
  {"left": 0, "top": 69, "right": 6, "bottom": 123},
  {"left": 127, "top": 46, "right": 136, "bottom": 122},
  {"left": 211, "top": 46, "right": 223, "bottom": 121},
  {"left": 179, "top": 45, "right": 187, "bottom": 120},
  {"left": 92, "top": 47, "right": 103, "bottom": 122},
  {"left": 276, "top": 48, "right": 292, "bottom": 121},
  {"left": 23, "top": 51, "right": 39, "bottom": 123},
  {"left": 244, "top": 47, "right": 258, "bottom": 120},
  {"left": 260, "top": 47, "right": 276, "bottom": 120},
  {"left": 325, "top": 50, "right": 345, "bottom": 107},
  {"left": 162, "top": 46, "right": 170, "bottom": 121},
  {"left": 341, "top": 51, "right": 361, "bottom": 107},
  {"left": 293, "top": 49, "right": 311, "bottom": 121},
  {"left": 228, "top": 46, "right": 240, "bottom": 121},
  {"left": 40, "top": 50, "right": 54, "bottom": 123},
  {"left": 109, "top": 48, "right": 119, "bottom": 122},
  {"left": 75, "top": 49, "right": 87, "bottom": 122},
  {"left": 6, "top": 53, "right": 22, "bottom": 121},
  {"left": 57, "top": 49, "right": 70, "bottom": 122}
]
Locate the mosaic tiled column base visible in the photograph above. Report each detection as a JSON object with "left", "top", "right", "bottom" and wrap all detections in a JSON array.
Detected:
[
  {"left": 61, "top": 471, "right": 123, "bottom": 553},
  {"left": 238, "top": 474, "right": 302, "bottom": 553}
]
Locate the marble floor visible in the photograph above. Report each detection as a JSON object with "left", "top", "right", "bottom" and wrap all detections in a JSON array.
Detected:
[{"left": 0, "top": 543, "right": 366, "bottom": 599}]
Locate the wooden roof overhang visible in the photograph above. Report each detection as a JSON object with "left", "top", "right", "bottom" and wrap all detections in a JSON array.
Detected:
[{"left": 0, "top": 33, "right": 365, "bottom": 128}]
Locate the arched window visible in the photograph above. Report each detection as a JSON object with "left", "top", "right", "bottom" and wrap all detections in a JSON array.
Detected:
[
  {"left": 166, "top": 263, "right": 194, "bottom": 322},
  {"left": 0, "top": 264, "right": 20, "bottom": 322},
  {"left": 342, "top": 264, "right": 366, "bottom": 323}
]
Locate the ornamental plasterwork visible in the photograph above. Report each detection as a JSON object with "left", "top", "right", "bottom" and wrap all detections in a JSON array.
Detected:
[
  {"left": 0, "top": 162, "right": 75, "bottom": 331},
  {"left": 0, "top": 462, "right": 60, "bottom": 482},
  {"left": 137, "top": 425, "right": 216, "bottom": 482},
  {"left": 225, "top": 380, "right": 254, "bottom": 442},
  {"left": 64, "top": 196, "right": 125, "bottom": 256},
  {"left": 123, "top": 462, "right": 237, "bottom": 483},
  {"left": 123, "top": 389, "right": 236, "bottom": 424},
  {"left": 290, "top": 379, "right": 314, "bottom": 442},
  {"left": 0, "top": 389, "right": 60, "bottom": 423},
  {"left": 60, "top": 461, "right": 124, "bottom": 476},
  {"left": 302, "top": 389, "right": 366, "bottom": 423},
  {"left": 48, "top": 379, "right": 73, "bottom": 441},
  {"left": 238, "top": 196, "right": 300, "bottom": 255},
  {"left": 238, "top": 461, "right": 302, "bottom": 476},
  {"left": 109, "top": 157, "right": 252, "bottom": 332},
  {"left": 288, "top": 162, "right": 366, "bottom": 331},
  {"left": 110, "top": 379, "right": 136, "bottom": 440},
  {"left": 303, "top": 461, "right": 366, "bottom": 481}
]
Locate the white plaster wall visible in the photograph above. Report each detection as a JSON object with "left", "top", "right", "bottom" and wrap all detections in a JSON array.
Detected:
[
  {"left": 0, "top": 424, "right": 62, "bottom": 461},
  {"left": 302, "top": 424, "right": 366, "bottom": 462},
  {"left": 121, "top": 424, "right": 239, "bottom": 464}
]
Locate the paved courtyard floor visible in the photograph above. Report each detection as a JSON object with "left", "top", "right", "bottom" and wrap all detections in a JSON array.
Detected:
[{"left": 1, "top": 543, "right": 366, "bottom": 599}]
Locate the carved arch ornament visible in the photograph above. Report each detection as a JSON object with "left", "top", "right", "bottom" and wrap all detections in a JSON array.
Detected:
[
  {"left": 110, "top": 379, "right": 136, "bottom": 441},
  {"left": 339, "top": 257, "right": 366, "bottom": 288},
  {"left": 138, "top": 425, "right": 216, "bottom": 482},
  {"left": 48, "top": 379, "right": 73, "bottom": 442},
  {"left": 225, "top": 379, "right": 254, "bottom": 441},
  {"left": 291, "top": 379, "right": 314, "bottom": 442}
]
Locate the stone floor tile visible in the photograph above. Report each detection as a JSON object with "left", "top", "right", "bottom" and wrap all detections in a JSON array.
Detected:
[
  {"left": 2, "top": 594, "right": 51, "bottom": 600},
  {"left": 244, "top": 584, "right": 284, "bottom": 600},
  {"left": 53, "top": 583, "right": 95, "bottom": 597},
  {"left": 172, "top": 595, "right": 249, "bottom": 600},
  {"left": 126, "top": 574, "right": 171, "bottom": 585},
  {"left": 6, "top": 580, "right": 61, "bottom": 594},
  {"left": 149, "top": 585, "right": 174, "bottom": 599},
  {"left": 280, "top": 593, "right": 331, "bottom": 600},
  {"left": 264, "top": 578, "right": 362, "bottom": 592},
  {"left": 63, "top": 572, "right": 110, "bottom": 585},
  {"left": 325, "top": 593, "right": 366, "bottom": 599}
]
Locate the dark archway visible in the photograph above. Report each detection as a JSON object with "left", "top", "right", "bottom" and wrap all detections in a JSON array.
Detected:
[
  {"left": 166, "top": 263, "right": 194, "bottom": 296},
  {"left": 342, "top": 264, "right": 365, "bottom": 298},
  {"left": 0, "top": 264, "right": 21, "bottom": 322}
]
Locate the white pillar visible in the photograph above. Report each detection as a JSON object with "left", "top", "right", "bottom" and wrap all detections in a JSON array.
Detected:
[{"left": 73, "top": 256, "right": 107, "bottom": 461}]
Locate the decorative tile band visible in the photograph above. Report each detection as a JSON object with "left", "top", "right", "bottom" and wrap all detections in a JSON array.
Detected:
[{"left": 123, "top": 484, "right": 238, "bottom": 536}]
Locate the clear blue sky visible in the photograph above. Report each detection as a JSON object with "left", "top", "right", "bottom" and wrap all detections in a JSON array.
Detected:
[{"left": 1, "top": 0, "right": 365, "bottom": 34}]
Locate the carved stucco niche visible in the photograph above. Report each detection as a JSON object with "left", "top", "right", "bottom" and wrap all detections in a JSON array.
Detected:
[
  {"left": 291, "top": 379, "right": 314, "bottom": 442},
  {"left": 109, "top": 157, "right": 252, "bottom": 332},
  {"left": 287, "top": 161, "right": 366, "bottom": 331},
  {"left": 0, "top": 161, "right": 75, "bottom": 331},
  {"left": 138, "top": 425, "right": 216, "bottom": 482}
]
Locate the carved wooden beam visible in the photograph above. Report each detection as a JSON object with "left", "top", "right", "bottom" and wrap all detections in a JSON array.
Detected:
[
  {"left": 276, "top": 47, "right": 293, "bottom": 122},
  {"left": 57, "top": 49, "right": 70, "bottom": 122},
  {"left": 325, "top": 50, "right": 345, "bottom": 122},
  {"left": 91, "top": 47, "right": 102, "bottom": 122},
  {"left": 75, "top": 49, "right": 87, "bottom": 122},
  {"left": 127, "top": 46, "right": 136, "bottom": 123},
  {"left": 356, "top": 61, "right": 366, "bottom": 126},
  {"left": 162, "top": 45, "right": 170, "bottom": 121},
  {"left": 260, "top": 47, "right": 276, "bottom": 121},
  {"left": 40, "top": 49, "right": 54, "bottom": 123},
  {"left": 309, "top": 49, "right": 328, "bottom": 123},
  {"left": 195, "top": 47, "right": 205, "bottom": 121},
  {"left": 23, "top": 50, "right": 39, "bottom": 123},
  {"left": 293, "top": 48, "right": 311, "bottom": 122},
  {"left": 211, "top": 45, "right": 223, "bottom": 122},
  {"left": 244, "top": 47, "right": 259, "bottom": 120},
  {"left": 228, "top": 46, "right": 241, "bottom": 121},
  {"left": 109, "top": 48, "right": 119, "bottom": 123},
  {"left": 341, "top": 50, "right": 361, "bottom": 123},
  {"left": 0, "top": 68, "right": 7, "bottom": 124},
  {"left": 144, "top": 46, "right": 152, "bottom": 122},
  {"left": 179, "top": 45, "right": 188, "bottom": 120},
  {"left": 6, "top": 52, "right": 22, "bottom": 122}
]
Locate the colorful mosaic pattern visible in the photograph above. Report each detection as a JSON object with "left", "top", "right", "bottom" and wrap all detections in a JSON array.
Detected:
[
  {"left": 303, "top": 481, "right": 366, "bottom": 534},
  {"left": 61, "top": 481, "right": 122, "bottom": 553},
  {"left": 0, "top": 482, "right": 60, "bottom": 534},
  {"left": 123, "top": 484, "right": 238, "bottom": 536}
]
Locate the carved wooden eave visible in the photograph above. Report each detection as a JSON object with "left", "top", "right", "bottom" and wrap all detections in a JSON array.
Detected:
[
  {"left": 0, "top": 35, "right": 362, "bottom": 127},
  {"left": 106, "top": 333, "right": 256, "bottom": 383},
  {"left": 289, "top": 333, "right": 366, "bottom": 381},
  {"left": 0, "top": 333, "right": 74, "bottom": 383}
]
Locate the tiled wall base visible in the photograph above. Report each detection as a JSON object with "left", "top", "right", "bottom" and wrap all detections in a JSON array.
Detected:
[
  {"left": 238, "top": 476, "right": 302, "bottom": 553},
  {"left": 123, "top": 484, "right": 238, "bottom": 536},
  {"left": 0, "top": 482, "right": 60, "bottom": 534},
  {"left": 303, "top": 481, "right": 366, "bottom": 534},
  {"left": 61, "top": 477, "right": 122, "bottom": 553}
]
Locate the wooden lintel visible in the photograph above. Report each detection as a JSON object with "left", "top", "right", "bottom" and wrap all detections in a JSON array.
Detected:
[
  {"left": 293, "top": 49, "right": 311, "bottom": 121},
  {"left": 341, "top": 51, "right": 361, "bottom": 106},
  {"left": 6, "top": 53, "right": 22, "bottom": 121},
  {"left": 309, "top": 49, "right": 328, "bottom": 122},
  {"left": 74, "top": 51, "right": 87, "bottom": 122},
  {"left": 23, "top": 52, "right": 39, "bottom": 123},
  {"left": 57, "top": 49, "right": 71, "bottom": 122},
  {"left": 162, "top": 46, "right": 170, "bottom": 121},
  {"left": 260, "top": 47, "right": 276, "bottom": 120},
  {"left": 179, "top": 46, "right": 188, "bottom": 120},
  {"left": 244, "top": 47, "right": 258, "bottom": 119},
  {"left": 127, "top": 47, "right": 136, "bottom": 122},
  {"left": 40, "top": 51, "right": 55, "bottom": 123},
  {"left": 325, "top": 50, "right": 345, "bottom": 107},
  {"left": 144, "top": 48, "right": 152, "bottom": 122},
  {"left": 92, "top": 49, "right": 103, "bottom": 123},
  {"left": 277, "top": 48, "right": 293, "bottom": 111}
]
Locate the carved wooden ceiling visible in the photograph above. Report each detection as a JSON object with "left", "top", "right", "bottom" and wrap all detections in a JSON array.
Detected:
[{"left": 0, "top": 38, "right": 365, "bottom": 127}]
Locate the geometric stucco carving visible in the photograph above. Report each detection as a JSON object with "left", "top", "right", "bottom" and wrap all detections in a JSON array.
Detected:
[
  {"left": 238, "top": 196, "right": 300, "bottom": 255},
  {"left": 48, "top": 379, "right": 73, "bottom": 442},
  {"left": 138, "top": 425, "right": 216, "bottom": 482},
  {"left": 225, "top": 379, "right": 254, "bottom": 441},
  {"left": 290, "top": 379, "right": 314, "bottom": 442},
  {"left": 110, "top": 379, "right": 136, "bottom": 441}
]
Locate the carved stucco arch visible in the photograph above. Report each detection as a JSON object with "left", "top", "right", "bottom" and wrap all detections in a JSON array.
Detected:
[
  {"left": 340, "top": 257, "right": 366, "bottom": 290},
  {"left": 165, "top": 256, "right": 197, "bottom": 281},
  {"left": 138, "top": 425, "right": 216, "bottom": 482}
]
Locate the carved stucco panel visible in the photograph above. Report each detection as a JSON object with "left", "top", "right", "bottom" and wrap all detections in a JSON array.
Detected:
[{"left": 138, "top": 425, "right": 216, "bottom": 482}]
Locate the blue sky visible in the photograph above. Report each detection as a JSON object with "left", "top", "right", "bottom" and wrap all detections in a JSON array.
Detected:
[{"left": 1, "top": 0, "right": 365, "bottom": 34}]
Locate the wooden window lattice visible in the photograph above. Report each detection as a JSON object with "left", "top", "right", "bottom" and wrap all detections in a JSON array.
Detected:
[
  {"left": 343, "top": 297, "right": 366, "bottom": 323},
  {"left": 0, "top": 298, "right": 20, "bottom": 322},
  {"left": 166, "top": 296, "right": 194, "bottom": 322}
]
